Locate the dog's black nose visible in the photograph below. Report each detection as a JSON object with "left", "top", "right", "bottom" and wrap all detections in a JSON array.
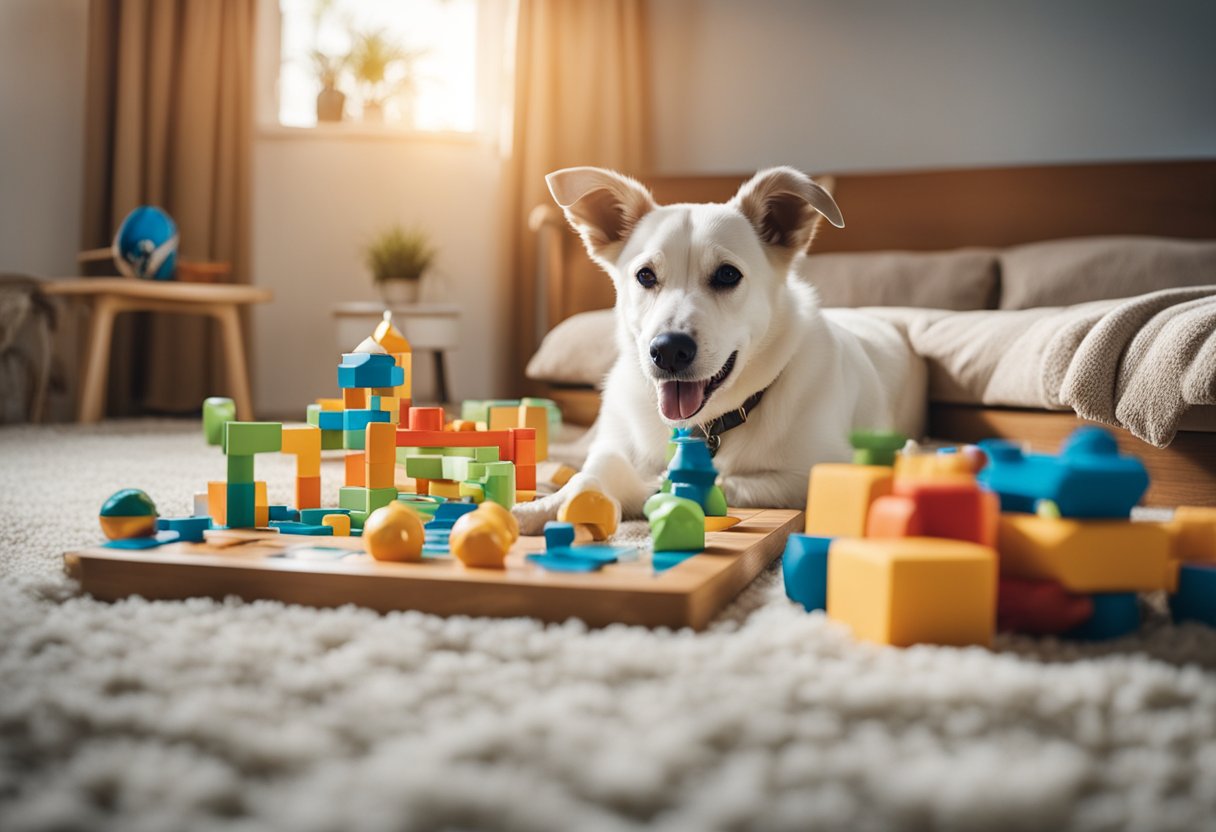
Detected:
[{"left": 650, "top": 332, "right": 697, "bottom": 373}]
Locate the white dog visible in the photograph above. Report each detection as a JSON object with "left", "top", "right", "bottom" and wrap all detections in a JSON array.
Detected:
[{"left": 514, "top": 166, "right": 926, "bottom": 534}]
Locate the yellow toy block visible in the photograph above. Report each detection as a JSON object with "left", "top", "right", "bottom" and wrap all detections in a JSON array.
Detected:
[
  {"left": 374, "top": 311, "right": 412, "bottom": 355},
  {"left": 488, "top": 406, "right": 516, "bottom": 432},
  {"left": 281, "top": 425, "right": 322, "bottom": 477},
  {"left": 805, "top": 464, "right": 893, "bottom": 537},
  {"left": 558, "top": 490, "right": 620, "bottom": 540},
  {"left": 459, "top": 482, "right": 485, "bottom": 503},
  {"left": 429, "top": 479, "right": 462, "bottom": 500},
  {"left": 1170, "top": 507, "right": 1216, "bottom": 563},
  {"left": 489, "top": 405, "right": 550, "bottom": 461},
  {"left": 391, "top": 352, "right": 412, "bottom": 400},
  {"left": 893, "top": 451, "right": 975, "bottom": 484},
  {"left": 514, "top": 489, "right": 537, "bottom": 503},
  {"left": 322, "top": 514, "right": 351, "bottom": 536},
  {"left": 365, "top": 421, "right": 396, "bottom": 464},
  {"left": 316, "top": 398, "right": 343, "bottom": 411},
  {"left": 997, "top": 514, "right": 1175, "bottom": 592},
  {"left": 365, "top": 462, "right": 395, "bottom": 490},
  {"left": 827, "top": 537, "right": 997, "bottom": 647}
]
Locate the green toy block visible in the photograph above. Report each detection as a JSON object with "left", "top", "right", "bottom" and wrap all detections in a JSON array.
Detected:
[
  {"left": 460, "top": 399, "right": 520, "bottom": 423},
  {"left": 404, "top": 455, "right": 445, "bottom": 480},
  {"left": 226, "top": 481, "right": 257, "bottom": 528},
  {"left": 483, "top": 464, "right": 516, "bottom": 510},
  {"left": 320, "top": 429, "right": 344, "bottom": 451},
  {"left": 339, "top": 486, "right": 397, "bottom": 514},
  {"left": 483, "top": 461, "right": 514, "bottom": 477},
  {"left": 397, "top": 495, "right": 442, "bottom": 520},
  {"left": 348, "top": 510, "right": 368, "bottom": 530},
  {"left": 343, "top": 428, "right": 365, "bottom": 451},
  {"left": 848, "top": 430, "right": 906, "bottom": 467},
  {"left": 203, "top": 397, "right": 236, "bottom": 446},
  {"left": 459, "top": 482, "right": 485, "bottom": 502},
  {"left": 306, "top": 403, "right": 321, "bottom": 427},
  {"left": 442, "top": 456, "right": 486, "bottom": 482},
  {"left": 705, "top": 484, "right": 728, "bottom": 517},
  {"left": 645, "top": 493, "right": 705, "bottom": 552},
  {"left": 227, "top": 454, "right": 255, "bottom": 484},
  {"left": 224, "top": 422, "right": 283, "bottom": 456}
]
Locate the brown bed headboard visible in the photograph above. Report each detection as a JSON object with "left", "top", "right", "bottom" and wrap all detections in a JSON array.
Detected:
[{"left": 528, "top": 159, "right": 1216, "bottom": 355}]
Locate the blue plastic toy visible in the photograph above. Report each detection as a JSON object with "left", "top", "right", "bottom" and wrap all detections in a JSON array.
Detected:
[
  {"left": 1062, "top": 592, "right": 1140, "bottom": 640},
  {"left": 1171, "top": 564, "right": 1216, "bottom": 628},
  {"left": 782, "top": 534, "right": 833, "bottom": 612},
  {"left": 665, "top": 436, "right": 718, "bottom": 511},
  {"left": 337, "top": 352, "right": 404, "bottom": 389},
  {"left": 113, "top": 205, "right": 178, "bottom": 280},
  {"left": 156, "top": 516, "right": 212, "bottom": 543},
  {"left": 977, "top": 427, "right": 1148, "bottom": 518}
]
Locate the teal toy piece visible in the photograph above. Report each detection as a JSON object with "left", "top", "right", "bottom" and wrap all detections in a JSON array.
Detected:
[
  {"left": 202, "top": 397, "right": 236, "bottom": 446},
  {"left": 1063, "top": 592, "right": 1140, "bottom": 640},
  {"left": 156, "top": 516, "right": 211, "bottom": 543},
  {"left": 782, "top": 534, "right": 833, "bottom": 612},
  {"left": 978, "top": 426, "right": 1149, "bottom": 518},
  {"left": 100, "top": 488, "right": 158, "bottom": 518},
  {"left": 1171, "top": 564, "right": 1216, "bottom": 628},
  {"left": 645, "top": 493, "right": 705, "bottom": 553},
  {"left": 104, "top": 530, "right": 180, "bottom": 549},
  {"left": 666, "top": 436, "right": 717, "bottom": 508},
  {"left": 338, "top": 352, "right": 403, "bottom": 389}
]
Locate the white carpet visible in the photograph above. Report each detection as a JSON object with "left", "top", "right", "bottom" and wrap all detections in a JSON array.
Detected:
[{"left": 1, "top": 421, "right": 1215, "bottom": 832}]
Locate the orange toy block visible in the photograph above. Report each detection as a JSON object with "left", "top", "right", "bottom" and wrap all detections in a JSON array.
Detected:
[
  {"left": 450, "top": 420, "right": 478, "bottom": 432},
  {"left": 827, "top": 537, "right": 998, "bottom": 647},
  {"left": 296, "top": 475, "right": 321, "bottom": 510},
  {"left": 1170, "top": 507, "right": 1216, "bottom": 563},
  {"left": 997, "top": 514, "right": 1175, "bottom": 592},
  {"left": 365, "top": 422, "right": 396, "bottom": 464},
  {"left": 413, "top": 477, "right": 431, "bottom": 496},
  {"left": 365, "top": 462, "right": 396, "bottom": 490},
  {"left": 391, "top": 352, "right": 412, "bottom": 400},
  {"left": 490, "top": 407, "right": 548, "bottom": 461},
  {"left": 515, "top": 464, "right": 537, "bottom": 491},
  {"left": 322, "top": 514, "right": 351, "bottom": 536},
  {"left": 408, "top": 407, "right": 445, "bottom": 432},
  {"left": 511, "top": 428, "right": 537, "bottom": 467},
  {"left": 207, "top": 480, "right": 267, "bottom": 527},
  {"left": 866, "top": 495, "right": 922, "bottom": 538},
  {"left": 515, "top": 489, "right": 538, "bottom": 503},
  {"left": 893, "top": 452, "right": 976, "bottom": 484},
  {"left": 281, "top": 425, "right": 322, "bottom": 477},
  {"left": 868, "top": 482, "right": 999, "bottom": 546},
  {"left": 345, "top": 452, "right": 365, "bottom": 487},
  {"left": 316, "top": 398, "right": 343, "bottom": 411},
  {"left": 558, "top": 490, "right": 620, "bottom": 540},
  {"left": 805, "top": 464, "right": 893, "bottom": 537},
  {"left": 343, "top": 387, "right": 367, "bottom": 409}
]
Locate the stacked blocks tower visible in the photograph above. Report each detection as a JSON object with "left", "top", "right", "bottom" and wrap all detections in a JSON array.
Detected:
[
  {"left": 221, "top": 422, "right": 282, "bottom": 528},
  {"left": 281, "top": 425, "right": 322, "bottom": 509}
]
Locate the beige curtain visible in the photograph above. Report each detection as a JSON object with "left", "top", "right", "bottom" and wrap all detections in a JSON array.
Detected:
[
  {"left": 82, "top": 0, "right": 254, "bottom": 415},
  {"left": 506, "top": 0, "right": 650, "bottom": 392}
]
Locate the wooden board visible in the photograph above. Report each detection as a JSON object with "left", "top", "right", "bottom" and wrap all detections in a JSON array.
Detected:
[{"left": 64, "top": 508, "right": 802, "bottom": 631}]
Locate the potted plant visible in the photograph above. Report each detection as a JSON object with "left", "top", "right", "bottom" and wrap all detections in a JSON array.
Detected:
[
  {"left": 311, "top": 50, "right": 347, "bottom": 123},
  {"left": 348, "top": 29, "right": 418, "bottom": 124},
  {"left": 364, "top": 225, "right": 437, "bottom": 304}
]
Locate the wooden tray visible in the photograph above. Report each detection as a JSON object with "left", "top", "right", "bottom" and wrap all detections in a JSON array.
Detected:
[{"left": 64, "top": 508, "right": 802, "bottom": 630}]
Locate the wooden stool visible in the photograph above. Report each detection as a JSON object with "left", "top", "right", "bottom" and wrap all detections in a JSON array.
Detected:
[{"left": 42, "top": 278, "right": 273, "bottom": 423}]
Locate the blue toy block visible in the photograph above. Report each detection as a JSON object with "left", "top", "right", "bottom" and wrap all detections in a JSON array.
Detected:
[
  {"left": 269, "top": 520, "right": 334, "bottom": 536},
  {"left": 665, "top": 436, "right": 718, "bottom": 510},
  {"left": 298, "top": 507, "right": 350, "bottom": 525},
  {"left": 226, "top": 481, "right": 257, "bottom": 528},
  {"left": 1062, "top": 592, "right": 1141, "bottom": 640},
  {"left": 527, "top": 554, "right": 605, "bottom": 573},
  {"left": 317, "top": 410, "right": 344, "bottom": 431},
  {"left": 343, "top": 408, "right": 390, "bottom": 432},
  {"left": 653, "top": 550, "right": 698, "bottom": 572},
  {"left": 427, "top": 501, "right": 478, "bottom": 531},
  {"left": 544, "top": 521, "right": 576, "bottom": 550},
  {"left": 1170, "top": 564, "right": 1216, "bottom": 628},
  {"left": 337, "top": 353, "right": 404, "bottom": 389},
  {"left": 977, "top": 426, "right": 1148, "bottom": 518},
  {"left": 104, "top": 530, "right": 181, "bottom": 549},
  {"left": 156, "top": 516, "right": 211, "bottom": 543},
  {"left": 268, "top": 505, "right": 299, "bottom": 522},
  {"left": 782, "top": 534, "right": 833, "bottom": 612}
]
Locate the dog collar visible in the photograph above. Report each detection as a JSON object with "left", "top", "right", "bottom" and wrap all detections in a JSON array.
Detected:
[{"left": 695, "top": 388, "right": 766, "bottom": 456}]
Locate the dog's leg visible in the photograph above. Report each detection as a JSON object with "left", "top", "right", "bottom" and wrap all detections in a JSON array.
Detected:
[
  {"left": 513, "top": 450, "right": 660, "bottom": 536},
  {"left": 721, "top": 469, "right": 809, "bottom": 511}
]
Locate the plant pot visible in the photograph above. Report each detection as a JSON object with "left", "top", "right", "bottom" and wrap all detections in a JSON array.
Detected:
[
  {"left": 379, "top": 279, "right": 419, "bottom": 305},
  {"left": 316, "top": 87, "right": 345, "bottom": 123}
]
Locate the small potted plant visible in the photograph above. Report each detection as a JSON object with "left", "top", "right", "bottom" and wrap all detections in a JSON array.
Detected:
[
  {"left": 364, "top": 224, "right": 437, "bottom": 305},
  {"left": 348, "top": 28, "right": 418, "bottom": 123},
  {"left": 311, "top": 50, "right": 347, "bottom": 123}
]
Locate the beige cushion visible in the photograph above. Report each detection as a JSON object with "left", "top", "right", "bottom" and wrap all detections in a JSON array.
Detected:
[
  {"left": 999, "top": 236, "right": 1216, "bottom": 310},
  {"left": 799, "top": 249, "right": 999, "bottom": 310},
  {"left": 525, "top": 309, "right": 616, "bottom": 387}
]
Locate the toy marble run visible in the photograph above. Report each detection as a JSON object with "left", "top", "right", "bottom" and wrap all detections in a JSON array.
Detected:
[{"left": 785, "top": 427, "right": 1216, "bottom": 646}]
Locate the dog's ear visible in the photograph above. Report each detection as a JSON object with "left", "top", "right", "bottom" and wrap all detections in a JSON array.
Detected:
[
  {"left": 732, "top": 167, "right": 844, "bottom": 254},
  {"left": 545, "top": 167, "right": 657, "bottom": 262}
]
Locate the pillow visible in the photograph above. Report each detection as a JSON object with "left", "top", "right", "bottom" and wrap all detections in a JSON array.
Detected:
[
  {"left": 999, "top": 236, "right": 1216, "bottom": 310},
  {"left": 798, "top": 249, "right": 999, "bottom": 310},
  {"left": 525, "top": 309, "right": 617, "bottom": 387}
]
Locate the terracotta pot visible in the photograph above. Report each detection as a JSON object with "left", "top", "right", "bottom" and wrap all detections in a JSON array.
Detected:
[
  {"left": 316, "top": 87, "right": 345, "bottom": 123},
  {"left": 379, "top": 279, "right": 419, "bottom": 305}
]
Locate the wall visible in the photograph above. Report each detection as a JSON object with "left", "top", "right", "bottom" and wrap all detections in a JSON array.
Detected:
[
  {"left": 0, "top": 0, "right": 89, "bottom": 277},
  {"left": 250, "top": 136, "right": 507, "bottom": 417},
  {"left": 648, "top": 0, "right": 1216, "bottom": 174}
]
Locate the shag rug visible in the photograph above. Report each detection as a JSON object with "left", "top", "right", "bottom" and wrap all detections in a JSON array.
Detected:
[{"left": 1, "top": 421, "right": 1215, "bottom": 832}]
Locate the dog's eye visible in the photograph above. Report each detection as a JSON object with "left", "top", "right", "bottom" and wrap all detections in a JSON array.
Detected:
[
  {"left": 711, "top": 264, "right": 743, "bottom": 288},
  {"left": 636, "top": 267, "right": 658, "bottom": 289}
]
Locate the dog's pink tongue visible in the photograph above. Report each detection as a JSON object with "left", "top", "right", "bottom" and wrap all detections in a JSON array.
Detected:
[{"left": 660, "top": 380, "right": 707, "bottom": 421}]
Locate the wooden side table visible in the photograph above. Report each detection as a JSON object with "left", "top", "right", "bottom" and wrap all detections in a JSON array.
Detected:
[
  {"left": 42, "top": 278, "right": 273, "bottom": 423},
  {"left": 333, "top": 302, "right": 460, "bottom": 403}
]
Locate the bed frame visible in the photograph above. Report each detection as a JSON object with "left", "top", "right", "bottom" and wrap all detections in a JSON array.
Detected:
[{"left": 527, "top": 159, "right": 1216, "bottom": 506}]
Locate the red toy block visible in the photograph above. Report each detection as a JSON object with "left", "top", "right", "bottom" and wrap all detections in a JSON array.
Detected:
[
  {"left": 866, "top": 495, "right": 923, "bottom": 538},
  {"left": 516, "top": 464, "right": 537, "bottom": 491},
  {"left": 343, "top": 387, "right": 367, "bottom": 409},
  {"left": 296, "top": 475, "right": 321, "bottom": 510},
  {"left": 365, "top": 421, "right": 396, "bottom": 464},
  {"left": 345, "top": 452, "right": 365, "bottom": 487},
  {"left": 414, "top": 477, "right": 431, "bottom": 496},
  {"left": 408, "top": 407, "right": 445, "bottom": 431},
  {"left": 997, "top": 577, "right": 1094, "bottom": 635},
  {"left": 890, "top": 480, "right": 999, "bottom": 546}
]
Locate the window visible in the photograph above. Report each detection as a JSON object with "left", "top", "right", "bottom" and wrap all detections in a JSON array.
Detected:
[{"left": 274, "top": 0, "right": 482, "bottom": 133}]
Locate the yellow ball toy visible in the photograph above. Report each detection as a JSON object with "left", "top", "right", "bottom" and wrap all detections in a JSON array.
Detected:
[
  {"left": 450, "top": 506, "right": 512, "bottom": 569},
  {"left": 363, "top": 502, "right": 425, "bottom": 562}
]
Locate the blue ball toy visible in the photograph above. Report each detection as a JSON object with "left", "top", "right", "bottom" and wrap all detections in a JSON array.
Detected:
[{"left": 113, "top": 205, "right": 178, "bottom": 280}]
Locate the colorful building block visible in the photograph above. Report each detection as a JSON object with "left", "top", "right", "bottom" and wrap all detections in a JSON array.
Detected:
[
  {"left": 805, "top": 463, "right": 893, "bottom": 537},
  {"left": 849, "top": 430, "right": 906, "bottom": 466},
  {"left": 338, "top": 352, "right": 404, "bottom": 389},
  {"left": 408, "top": 406, "right": 445, "bottom": 431},
  {"left": 322, "top": 514, "right": 351, "bottom": 536},
  {"left": 156, "top": 515, "right": 211, "bottom": 543},
  {"left": 782, "top": 534, "right": 832, "bottom": 612},
  {"left": 207, "top": 480, "right": 266, "bottom": 527},
  {"left": 202, "top": 397, "right": 235, "bottom": 446},
  {"left": 996, "top": 578, "right": 1093, "bottom": 635},
  {"left": 343, "top": 387, "right": 367, "bottom": 409},
  {"left": 300, "top": 507, "right": 350, "bottom": 525},
  {"left": 269, "top": 521, "right": 333, "bottom": 536},
  {"left": 1170, "top": 563, "right": 1216, "bottom": 628},
  {"left": 997, "top": 515, "right": 1174, "bottom": 592},
  {"left": 365, "top": 421, "right": 396, "bottom": 464},
  {"left": 296, "top": 475, "right": 321, "bottom": 510},
  {"left": 281, "top": 425, "right": 322, "bottom": 477},
  {"left": 643, "top": 493, "right": 705, "bottom": 553},
  {"left": 978, "top": 426, "right": 1148, "bottom": 518},
  {"left": 544, "top": 521, "right": 576, "bottom": 550},
  {"left": 227, "top": 454, "right": 254, "bottom": 483},
  {"left": 1063, "top": 592, "right": 1140, "bottom": 640},
  {"left": 226, "top": 481, "right": 257, "bottom": 528},
  {"left": 223, "top": 422, "right": 282, "bottom": 456},
  {"left": 867, "top": 482, "right": 999, "bottom": 546},
  {"left": 1170, "top": 507, "right": 1216, "bottom": 563},
  {"left": 268, "top": 506, "right": 299, "bottom": 522},
  {"left": 320, "top": 429, "right": 344, "bottom": 451},
  {"left": 826, "top": 537, "right": 997, "bottom": 647},
  {"left": 345, "top": 452, "right": 365, "bottom": 486},
  {"left": 339, "top": 486, "right": 398, "bottom": 517}
]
